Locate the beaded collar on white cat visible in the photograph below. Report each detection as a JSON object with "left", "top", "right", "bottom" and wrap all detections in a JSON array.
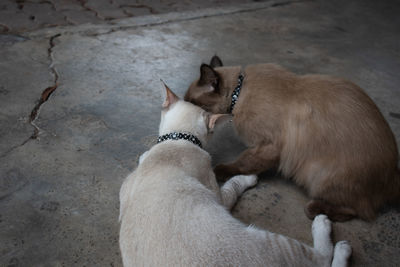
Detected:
[
  {"left": 157, "top": 132, "right": 202, "bottom": 148},
  {"left": 229, "top": 74, "right": 244, "bottom": 113}
]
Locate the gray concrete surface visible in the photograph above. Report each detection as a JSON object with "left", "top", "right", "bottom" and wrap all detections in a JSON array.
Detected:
[
  {"left": 1, "top": 0, "right": 399, "bottom": 266},
  {"left": 0, "top": 0, "right": 275, "bottom": 33}
]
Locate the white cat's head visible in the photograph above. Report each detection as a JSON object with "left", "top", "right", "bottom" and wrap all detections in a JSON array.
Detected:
[{"left": 159, "top": 82, "right": 225, "bottom": 146}]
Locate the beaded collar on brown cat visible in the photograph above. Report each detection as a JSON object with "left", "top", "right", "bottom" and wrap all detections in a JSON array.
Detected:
[
  {"left": 157, "top": 132, "right": 202, "bottom": 148},
  {"left": 229, "top": 74, "right": 244, "bottom": 113}
]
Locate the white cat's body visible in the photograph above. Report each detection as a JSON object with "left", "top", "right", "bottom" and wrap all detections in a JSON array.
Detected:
[{"left": 119, "top": 87, "right": 352, "bottom": 266}]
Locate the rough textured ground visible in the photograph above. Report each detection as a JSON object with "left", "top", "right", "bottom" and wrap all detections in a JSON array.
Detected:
[
  {"left": 1, "top": 0, "right": 399, "bottom": 266},
  {"left": 0, "top": 0, "right": 274, "bottom": 33}
]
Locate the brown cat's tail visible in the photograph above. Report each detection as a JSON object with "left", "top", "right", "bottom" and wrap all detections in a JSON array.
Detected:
[
  {"left": 305, "top": 199, "right": 358, "bottom": 222},
  {"left": 306, "top": 170, "right": 400, "bottom": 221}
]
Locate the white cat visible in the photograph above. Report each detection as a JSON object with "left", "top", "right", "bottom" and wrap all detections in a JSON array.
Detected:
[{"left": 119, "top": 84, "right": 352, "bottom": 267}]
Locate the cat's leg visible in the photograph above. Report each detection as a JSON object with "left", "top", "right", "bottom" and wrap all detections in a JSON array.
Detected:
[
  {"left": 220, "top": 174, "right": 258, "bottom": 209},
  {"left": 214, "top": 144, "right": 279, "bottom": 181},
  {"left": 331, "top": 241, "right": 352, "bottom": 267},
  {"left": 311, "top": 215, "right": 334, "bottom": 264}
]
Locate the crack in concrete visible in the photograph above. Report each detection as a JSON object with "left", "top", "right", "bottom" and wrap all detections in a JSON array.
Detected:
[
  {"left": 119, "top": 4, "right": 157, "bottom": 16},
  {"left": 29, "top": 33, "right": 61, "bottom": 139},
  {"left": 271, "top": 0, "right": 306, "bottom": 7},
  {"left": 0, "top": 138, "right": 31, "bottom": 159},
  {"left": 77, "top": 0, "right": 104, "bottom": 20},
  {"left": 16, "top": 0, "right": 57, "bottom": 11},
  {"left": 0, "top": 33, "right": 61, "bottom": 159}
]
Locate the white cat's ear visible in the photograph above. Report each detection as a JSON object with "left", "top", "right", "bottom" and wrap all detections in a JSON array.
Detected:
[
  {"left": 161, "top": 80, "right": 179, "bottom": 109},
  {"left": 207, "top": 113, "right": 229, "bottom": 132}
]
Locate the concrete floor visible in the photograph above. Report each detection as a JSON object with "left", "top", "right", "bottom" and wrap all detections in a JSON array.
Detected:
[{"left": 1, "top": 0, "right": 400, "bottom": 266}]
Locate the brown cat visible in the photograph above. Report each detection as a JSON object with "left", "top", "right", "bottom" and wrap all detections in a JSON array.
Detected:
[{"left": 184, "top": 55, "right": 400, "bottom": 222}]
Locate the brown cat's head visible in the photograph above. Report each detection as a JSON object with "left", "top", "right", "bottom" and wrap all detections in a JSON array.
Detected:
[{"left": 184, "top": 56, "right": 241, "bottom": 114}]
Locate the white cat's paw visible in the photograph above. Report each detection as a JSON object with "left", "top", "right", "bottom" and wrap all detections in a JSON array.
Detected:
[
  {"left": 334, "top": 240, "right": 352, "bottom": 259},
  {"left": 312, "top": 214, "right": 332, "bottom": 238},
  {"left": 239, "top": 174, "right": 258, "bottom": 187}
]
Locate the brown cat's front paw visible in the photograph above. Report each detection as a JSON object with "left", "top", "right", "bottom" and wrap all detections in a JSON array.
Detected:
[{"left": 214, "top": 164, "right": 236, "bottom": 182}]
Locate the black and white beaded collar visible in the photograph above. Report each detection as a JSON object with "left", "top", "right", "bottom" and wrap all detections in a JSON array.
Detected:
[
  {"left": 229, "top": 74, "right": 244, "bottom": 113},
  {"left": 157, "top": 132, "right": 202, "bottom": 148}
]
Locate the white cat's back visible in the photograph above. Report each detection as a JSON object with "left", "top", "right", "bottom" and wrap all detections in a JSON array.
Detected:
[{"left": 119, "top": 143, "right": 326, "bottom": 267}]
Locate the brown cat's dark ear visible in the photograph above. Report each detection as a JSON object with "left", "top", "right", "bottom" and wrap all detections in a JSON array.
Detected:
[
  {"left": 161, "top": 80, "right": 179, "bottom": 109},
  {"left": 210, "top": 55, "right": 223, "bottom": 68},
  {"left": 199, "top": 64, "right": 220, "bottom": 92}
]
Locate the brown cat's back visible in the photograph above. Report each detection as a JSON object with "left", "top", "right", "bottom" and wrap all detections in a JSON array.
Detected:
[
  {"left": 292, "top": 74, "right": 398, "bottom": 172},
  {"left": 281, "top": 75, "right": 399, "bottom": 219}
]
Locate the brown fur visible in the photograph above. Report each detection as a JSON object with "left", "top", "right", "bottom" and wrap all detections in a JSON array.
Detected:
[{"left": 184, "top": 56, "right": 400, "bottom": 221}]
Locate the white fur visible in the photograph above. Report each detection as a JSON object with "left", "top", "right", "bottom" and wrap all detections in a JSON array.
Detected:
[
  {"left": 332, "top": 241, "right": 352, "bottom": 267},
  {"left": 312, "top": 215, "right": 334, "bottom": 259},
  {"left": 221, "top": 174, "right": 257, "bottom": 209},
  {"left": 159, "top": 101, "right": 209, "bottom": 145},
  {"left": 138, "top": 150, "right": 149, "bottom": 164},
  {"left": 119, "top": 99, "right": 352, "bottom": 267}
]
